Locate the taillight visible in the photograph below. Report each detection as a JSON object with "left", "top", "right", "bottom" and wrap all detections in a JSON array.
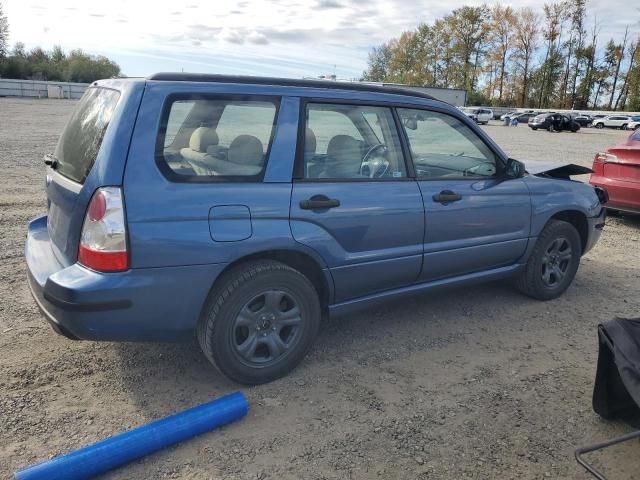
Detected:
[
  {"left": 592, "top": 152, "right": 615, "bottom": 176},
  {"left": 78, "top": 187, "right": 129, "bottom": 272}
]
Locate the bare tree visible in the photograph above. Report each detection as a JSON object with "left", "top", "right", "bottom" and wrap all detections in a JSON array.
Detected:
[
  {"left": 608, "top": 26, "right": 629, "bottom": 110},
  {"left": 488, "top": 4, "right": 517, "bottom": 102},
  {"left": 0, "top": 1, "right": 9, "bottom": 58},
  {"left": 513, "top": 7, "right": 539, "bottom": 106}
]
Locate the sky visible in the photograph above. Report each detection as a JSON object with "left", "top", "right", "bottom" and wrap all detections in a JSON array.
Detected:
[{"left": 2, "top": 0, "right": 637, "bottom": 80}]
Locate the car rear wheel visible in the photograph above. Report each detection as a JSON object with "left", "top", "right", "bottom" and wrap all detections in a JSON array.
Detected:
[
  {"left": 515, "top": 220, "right": 582, "bottom": 301},
  {"left": 197, "top": 260, "right": 321, "bottom": 384}
]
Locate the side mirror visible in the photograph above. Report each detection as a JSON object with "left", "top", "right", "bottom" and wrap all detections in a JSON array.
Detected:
[{"left": 505, "top": 158, "right": 525, "bottom": 178}]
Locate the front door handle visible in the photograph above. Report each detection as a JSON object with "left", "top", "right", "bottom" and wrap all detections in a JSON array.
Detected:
[
  {"left": 300, "top": 195, "right": 341, "bottom": 210},
  {"left": 432, "top": 190, "right": 462, "bottom": 203}
]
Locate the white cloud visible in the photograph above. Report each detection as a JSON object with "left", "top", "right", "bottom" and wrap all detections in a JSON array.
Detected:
[{"left": 3, "top": 0, "right": 638, "bottom": 78}]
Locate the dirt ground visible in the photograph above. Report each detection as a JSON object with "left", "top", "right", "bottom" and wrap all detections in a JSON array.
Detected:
[{"left": 1, "top": 98, "right": 639, "bottom": 479}]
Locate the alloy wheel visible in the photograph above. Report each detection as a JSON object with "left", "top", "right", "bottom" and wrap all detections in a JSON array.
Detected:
[
  {"left": 231, "top": 290, "right": 303, "bottom": 367},
  {"left": 541, "top": 237, "right": 573, "bottom": 288}
]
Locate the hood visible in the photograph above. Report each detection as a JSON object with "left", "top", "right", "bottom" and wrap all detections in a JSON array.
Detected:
[{"left": 524, "top": 159, "right": 593, "bottom": 178}]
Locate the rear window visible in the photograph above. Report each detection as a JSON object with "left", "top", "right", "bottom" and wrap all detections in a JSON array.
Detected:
[
  {"left": 54, "top": 88, "right": 120, "bottom": 183},
  {"left": 54, "top": 87, "right": 120, "bottom": 184}
]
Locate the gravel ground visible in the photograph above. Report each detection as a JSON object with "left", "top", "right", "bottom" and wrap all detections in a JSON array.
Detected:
[{"left": 1, "top": 98, "right": 639, "bottom": 480}]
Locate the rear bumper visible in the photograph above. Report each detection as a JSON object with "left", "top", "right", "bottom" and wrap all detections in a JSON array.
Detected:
[
  {"left": 590, "top": 176, "right": 640, "bottom": 213},
  {"left": 26, "top": 214, "right": 226, "bottom": 341}
]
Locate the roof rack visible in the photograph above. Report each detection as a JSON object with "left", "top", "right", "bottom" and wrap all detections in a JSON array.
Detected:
[{"left": 147, "top": 73, "right": 437, "bottom": 102}]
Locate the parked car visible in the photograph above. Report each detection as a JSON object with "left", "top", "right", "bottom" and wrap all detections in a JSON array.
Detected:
[
  {"left": 529, "top": 113, "right": 580, "bottom": 132},
  {"left": 590, "top": 129, "right": 640, "bottom": 214},
  {"left": 592, "top": 115, "right": 635, "bottom": 129},
  {"left": 625, "top": 116, "right": 640, "bottom": 130},
  {"left": 571, "top": 113, "right": 593, "bottom": 127},
  {"left": 500, "top": 111, "right": 517, "bottom": 121},
  {"left": 25, "top": 74, "right": 606, "bottom": 384},
  {"left": 461, "top": 107, "right": 493, "bottom": 124},
  {"left": 511, "top": 112, "right": 536, "bottom": 124}
]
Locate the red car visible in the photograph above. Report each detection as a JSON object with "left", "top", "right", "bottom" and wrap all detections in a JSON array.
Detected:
[{"left": 590, "top": 129, "right": 640, "bottom": 214}]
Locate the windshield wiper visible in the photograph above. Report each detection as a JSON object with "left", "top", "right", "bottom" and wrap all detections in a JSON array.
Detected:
[{"left": 43, "top": 153, "right": 58, "bottom": 169}]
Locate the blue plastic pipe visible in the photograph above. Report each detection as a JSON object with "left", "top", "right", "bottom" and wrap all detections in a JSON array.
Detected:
[{"left": 15, "top": 392, "right": 248, "bottom": 480}]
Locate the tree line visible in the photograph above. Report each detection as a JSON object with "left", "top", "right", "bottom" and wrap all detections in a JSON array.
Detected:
[
  {"left": 362, "top": 1, "right": 640, "bottom": 111},
  {"left": 0, "top": 3, "right": 121, "bottom": 84}
]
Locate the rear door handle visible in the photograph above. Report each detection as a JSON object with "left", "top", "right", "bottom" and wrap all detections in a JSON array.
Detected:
[
  {"left": 300, "top": 195, "right": 341, "bottom": 210},
  {"left": 432, "top": 190, "right": 462, "bottom": 203}
]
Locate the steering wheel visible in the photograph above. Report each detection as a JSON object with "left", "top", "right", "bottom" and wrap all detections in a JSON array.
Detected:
[{"left": 359, "top": 144, "right": 389, "bottom": 178}]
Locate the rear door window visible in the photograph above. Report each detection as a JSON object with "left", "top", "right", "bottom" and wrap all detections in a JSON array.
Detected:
[
  {"left": 302, "top": 103, "right": 407, "bottom": 180},
  {"left": 53, "top": 87, "right": 120, "bottom": 184}
]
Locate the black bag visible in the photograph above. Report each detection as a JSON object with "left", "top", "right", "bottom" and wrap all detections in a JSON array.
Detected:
[
  {"left": 593, "top": 318, "right": 640, "bottom": 424},
  {"left": 576, "top": 319, "right": 640, "bottom": 479}
]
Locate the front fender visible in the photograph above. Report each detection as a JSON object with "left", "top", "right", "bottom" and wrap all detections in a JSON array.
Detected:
[{"left": 524, "top": 175, "right": 602, "bottom": 237}]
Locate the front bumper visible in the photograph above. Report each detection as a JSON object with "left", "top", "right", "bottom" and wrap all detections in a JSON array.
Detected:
[
  {"left": 26, "top": 214, "right": 226, "bottom": 342},
  {"left": 584, "top": 207, "right": 607, "bottom": 254}
]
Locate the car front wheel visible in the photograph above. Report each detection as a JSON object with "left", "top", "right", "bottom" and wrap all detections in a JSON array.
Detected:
[
  {"left": 515, "top": 220, "right": 582, "bottom": 300},
  {"left": 595, "top": 123, "right": 604, "bottom": 129},
  {"left": 197, "top": 260, "right": 321, "bottom": 384}
]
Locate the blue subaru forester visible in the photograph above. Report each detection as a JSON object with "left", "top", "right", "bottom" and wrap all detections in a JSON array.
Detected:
[{"left": 26, "top": 74, "right": 606, "bottom": 384}]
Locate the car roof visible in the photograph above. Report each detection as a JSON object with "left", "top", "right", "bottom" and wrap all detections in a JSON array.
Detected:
[{"left": 146, "top": 72, "right": 439, "bottom": 103}]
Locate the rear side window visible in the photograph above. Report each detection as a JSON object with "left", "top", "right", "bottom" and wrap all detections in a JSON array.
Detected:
[
  {"left": 157, "top": 96, "right": 278, "bottom": 181},
  {"left": 54, "top": 87, "right": 120, "bottom": 184}
]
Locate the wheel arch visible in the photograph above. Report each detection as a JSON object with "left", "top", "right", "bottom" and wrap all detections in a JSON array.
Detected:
[
  {"left": 548, "top": 210, "right": 588, "bottom": 254},
  {"left": 204, "top": 248, "right": 333, "bottom": 318}
]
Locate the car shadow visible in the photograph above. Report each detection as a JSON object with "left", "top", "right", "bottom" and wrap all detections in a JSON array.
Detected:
[
  {"left": 112, "top": 279, "right": 515, "bottom": 414},
  {"left": 608, "top": 211, "right": 640, "bottom": 228},
  {"left": 111, "top": 339, "right": 238, "bottom": 419},
  {"left": 111, "top": 255, "right": 637, "bottom": 418}
]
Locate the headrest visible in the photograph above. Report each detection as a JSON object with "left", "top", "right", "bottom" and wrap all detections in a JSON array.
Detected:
[
  {"left": 227, "top": 135, "right": 264, "bottom": 166},
  {"left": 327, "top": 135, "right": 360, "bottom": 160},
  {"left": 305, "top": 128, "right": 316, "bottom": 155},
  {"left": 189, "top": 127, "right": 219, "bottom": 153}
]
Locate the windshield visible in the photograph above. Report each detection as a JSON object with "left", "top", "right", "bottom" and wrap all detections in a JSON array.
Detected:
[{"left": 53, "top": 87, "right": 120, "bottom": 184}]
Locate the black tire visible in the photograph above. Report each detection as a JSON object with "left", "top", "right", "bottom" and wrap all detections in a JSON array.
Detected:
[
  {"left": 621, "top": 124, "right": 627, "bottom": 130},
  {"left": 515, "top": 220, "right": 582, "bottom": 301},
  {"left": 595, "top": 123, "right": 604, "bottom": 129},
  {"left": 532, "top": 127, "right": 538, "bottom": 131},
  {"left": 197, "top": 260, "right": 321, "bottom": 385}
]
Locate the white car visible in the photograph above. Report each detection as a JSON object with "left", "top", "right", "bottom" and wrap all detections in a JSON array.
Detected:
[
  {"left": 462, "top": 107, "right": 493, "bottom": 125},
  {"left": 592, "top": 115, "right": 634, "bottom": 129},
  {"left": 500, "top": 111, "right": 517, "bottom": 121},
  {"left": 626, "top": 118, "right": 640, "bottom": 130}
]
